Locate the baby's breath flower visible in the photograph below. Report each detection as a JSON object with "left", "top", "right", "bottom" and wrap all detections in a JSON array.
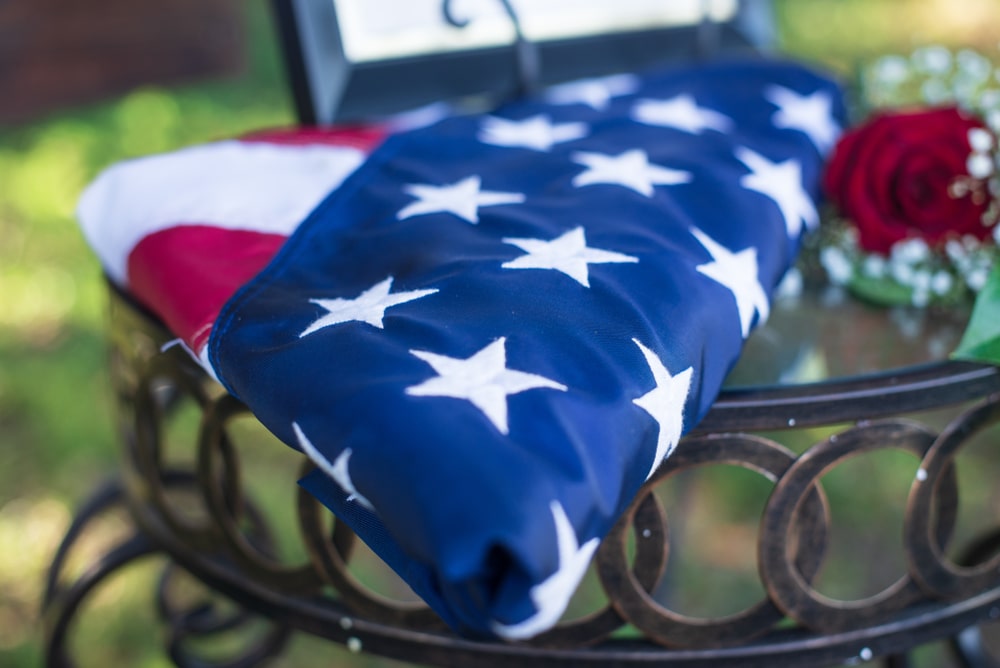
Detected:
[
  {"left": 863, "top": 254, "right": 887, "bottom": 277},
  {"left": 969, "top": 127, "right": 995, "bottom": 153},
  {"left": 911, "top": 271, "right": 934, "bottom": 306},
  {"left": 953, "top": 80, "right": 980, "bottom": 106},
  {"left": 931, "top": 270, "right": 954, "bottom": 295},
  {"left": 873, "top": 55, "right": 911, "bottom": 86},
  {"left": 966, "top": 265, "right": 990, "bottom": 291},
  {"left": 892, "top": 238, "right": 930, "bottom": 264},
  {"left": 946, "top": 238, "right": 968, "bottom": 263},
  {"left": 921, "top": 79, "right": 951, "bottom": 104},
  {"left": 913, "top": 45, "right": 953, "bottom": 75},
  {"left": 891, "top": 260, "right": 915, "bottom": 286},
  {"left": 988, "top": 110, "right": 1000, "bottom": 132},
  {"left": 820, "top": 246, "right": 853, "bottom": 285},
  {"left": 957, "top": 49, "right": 993, "bottom": 83},
  {"left": 968, "top": 152, "right": 994, "bottom": 179},
  {"left": 981, "top": 90, "right": 1000, "bottom": 110}
]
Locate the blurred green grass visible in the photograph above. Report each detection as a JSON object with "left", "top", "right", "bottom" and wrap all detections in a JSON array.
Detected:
[{"left": 2, "top": 1, "right": 1000, "bottom": 666}]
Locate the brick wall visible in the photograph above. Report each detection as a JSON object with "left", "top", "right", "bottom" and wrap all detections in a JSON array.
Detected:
[{"left": 0, "top": 0, "right": 245, "bottom": 124}]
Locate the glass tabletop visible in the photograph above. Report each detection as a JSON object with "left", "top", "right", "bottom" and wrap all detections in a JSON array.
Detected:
[{"left": 723, "top": 281, "right": 973, "bottom": 390}]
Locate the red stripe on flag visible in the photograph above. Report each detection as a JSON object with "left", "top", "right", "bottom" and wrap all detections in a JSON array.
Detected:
[
  {"left": 127, "top": 225, "right": 287, "bottom": 352},
  {"left": 241, "top": 126, "right": 388, "bottom": 152}
]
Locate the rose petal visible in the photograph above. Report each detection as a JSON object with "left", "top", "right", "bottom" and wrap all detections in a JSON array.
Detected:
[{"left": 823, "top": 106, "right": 994, "bottom": 254}]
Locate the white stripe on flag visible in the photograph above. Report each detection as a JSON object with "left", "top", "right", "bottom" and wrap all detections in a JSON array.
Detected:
[{"left": 77, "top": 140, "right": 366, "bottom": 285}]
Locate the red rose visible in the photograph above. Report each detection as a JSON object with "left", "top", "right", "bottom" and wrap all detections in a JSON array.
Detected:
[{"left": 823, "top": 106, "right": 993, "bottom": 254}]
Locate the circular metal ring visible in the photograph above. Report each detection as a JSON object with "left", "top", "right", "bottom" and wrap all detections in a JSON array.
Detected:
[
  {"left": 529, "top": 490, "right": 668, "bottom": 648},
  {"left": 906, "top": 393, "right": 1000, "bottom": 598},
  {"left": 598, "top": 434, "right": 829, "bottom": 648},
  {"left": 296, "top": 461, "right": 445, "bottom": 630},
  {"left": 158, "top": 560, "right": 292, "bottom": 668},
  {"left": 129, "top": 356, "right": 218, "bottom": 550},
  {"left": 198, "top": 395, "right": 322, "bottom": 594},
  {"left": 760, "top": 419, "right": 957, "bottom": 633}
]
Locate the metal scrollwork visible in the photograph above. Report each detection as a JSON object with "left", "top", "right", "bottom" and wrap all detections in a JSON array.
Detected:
[
  {"left": 759, "top": 419, "right": 958, "bottom": 633},
  {"left": 905, "top": 395, "right": 1000, "bottom": 600},
  {"left": 598, "top": 433, "right": 830, "bottom": 648},
  {"left": 197, "top": 394, "right": 322, "bottom": 594},
  {"left": 42, "top": 288, "right": 1000, "bottom": 667},
  {"left": 156, "top": 563, "right": 293, "bottom": 668},
  {"left": 296, "top": 471, "right": 445, "bottom": 630}
]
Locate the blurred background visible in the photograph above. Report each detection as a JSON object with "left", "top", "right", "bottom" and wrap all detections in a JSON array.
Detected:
[{"left": 2, "top": 1, "right": 1000, "bottom": 666}]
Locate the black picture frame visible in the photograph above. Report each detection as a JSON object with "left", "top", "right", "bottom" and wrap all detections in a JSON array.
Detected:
[{"left": 271, "top": 0, "right": 774, "bottom": 125}]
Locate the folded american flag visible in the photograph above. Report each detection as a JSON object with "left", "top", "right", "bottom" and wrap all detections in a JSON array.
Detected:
[{"left": 78, "top": 58, "right": 843, "bottom": 638}]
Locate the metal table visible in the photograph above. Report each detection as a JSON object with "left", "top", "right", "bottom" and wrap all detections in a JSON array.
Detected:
[{"left": 42, "top": 280, "right": 1000, "bottom": 667}]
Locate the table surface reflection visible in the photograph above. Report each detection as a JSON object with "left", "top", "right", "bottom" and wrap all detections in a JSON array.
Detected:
[{"left": 724, "top": 282, "right": 972, "bottom": 390}]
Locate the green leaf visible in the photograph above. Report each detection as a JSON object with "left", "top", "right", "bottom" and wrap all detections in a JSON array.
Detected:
[
  {"left": 952, "top": 263, "right": 1000, "bottom": 365},
  {"left": 847, "top": 273, "right": 913, "bottom": 307}
]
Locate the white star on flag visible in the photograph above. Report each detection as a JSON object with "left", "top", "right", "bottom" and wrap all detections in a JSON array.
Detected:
[
  {"left": 300, "top": 277, "right": 437, "bottom": 338},
  {"left": 571, "top": 149, "right": 692, "bottom": 197},
  {"left": 406, "top": 338, "right": 567, "bottom": 435},
  {"left": 397, "top": 175, "right": 525, "bottom": 224},
  {"left": 502, "top": 227, "right": 638, "bottom": 287},
  {"left": 293, "top": 422, "right": 374, "bottom": 510},
  {"left": 544, "top": 73, "right": 640, "bottom": 110},
  {"left": 631, "top": 338, "right": 693, "bottom": 480},
  {"left": 735, "top": 147, "right": 818, "bottom": 238},
  {"left": 765, "top": 85, "right": 841, "bottom": 155},
  {"left": 691, "top": 227, "right": 769, "bottom": 338},
  {"left": 492, "top": 500, "right": 600, "bottom": 640},
  {"left": 478, "top": 115, "right": 588, "bottom": 151},
  {"left": 631, "top": 94, "right": 734, "bottom": 134}
]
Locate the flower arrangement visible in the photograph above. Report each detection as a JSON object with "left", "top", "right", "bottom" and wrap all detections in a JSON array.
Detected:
[
  {"left": 818, "top": 46, "right": 1000, "bottom": 307},
  {"left": 816, "top": 45, "right": 1000, "bottom": 363}
]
